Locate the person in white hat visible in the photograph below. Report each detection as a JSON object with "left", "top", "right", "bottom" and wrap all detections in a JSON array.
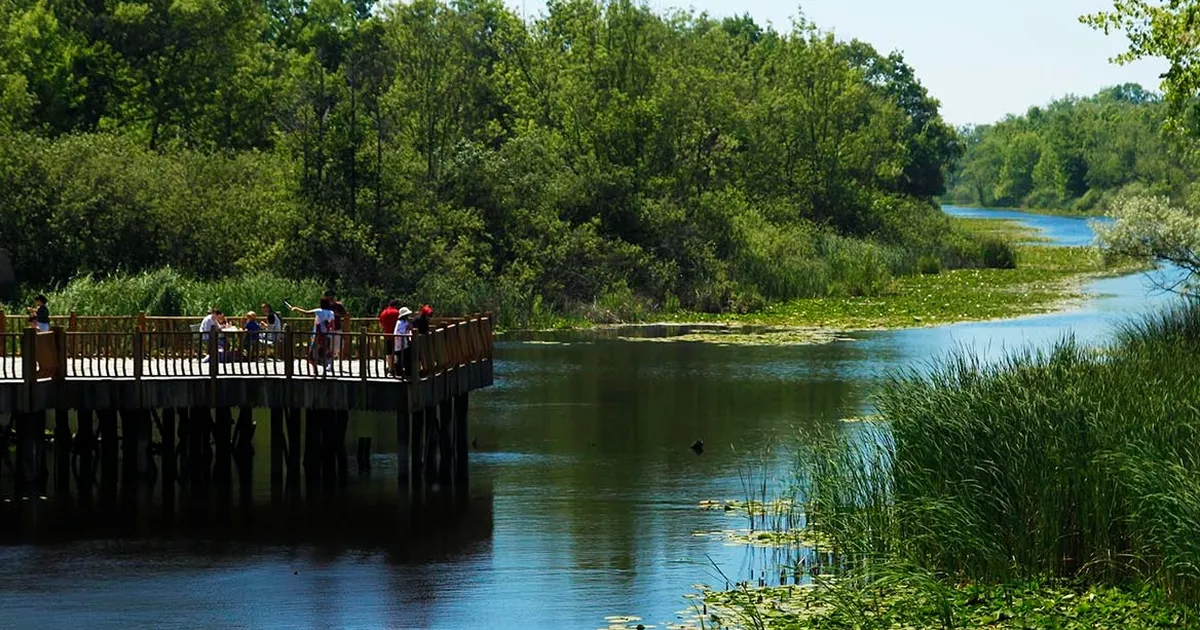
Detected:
[{"left": 392, "top": 306, "right": 414, "bottom": 377}]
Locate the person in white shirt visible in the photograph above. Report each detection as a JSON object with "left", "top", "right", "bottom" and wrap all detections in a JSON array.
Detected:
[
  {"left": 392, "top": 306, "right": 413, "bottom": 377},
  {"left": 199, "top": 310, "right": 227, "bottom": 363},
  {"left": 292, "top": 298, "right": 335, "bottom": 372}
]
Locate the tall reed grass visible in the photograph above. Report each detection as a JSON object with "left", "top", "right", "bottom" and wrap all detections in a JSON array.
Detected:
[
  {"left": 10, "top": 269, "right": 332, "bottom": 316},
  {"left": 797, "top": 301, "right": 1200, "bottom": 605}
]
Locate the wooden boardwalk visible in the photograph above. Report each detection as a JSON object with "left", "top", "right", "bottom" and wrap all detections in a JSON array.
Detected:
[
  {"left": 0, "top": 314, "right": 494, "bottom": 495},
  {"left": 0, "top": 314, "right": 494, "bottom": 413}
]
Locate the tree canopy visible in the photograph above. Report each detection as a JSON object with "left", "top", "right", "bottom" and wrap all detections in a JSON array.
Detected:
[
  {"left": 945, "top": 84, "right": 1192, "bottom": 212},
  {"left": 1084, "top": 2, "right": 1200, "bottom": 289},
  {"left": 0, "top": 0, "right": 985, "bottom": 323}
]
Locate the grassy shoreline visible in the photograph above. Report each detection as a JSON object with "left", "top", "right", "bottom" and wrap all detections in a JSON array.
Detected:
[
  {"left": 8, "top": 218, "right": 1138, "bottom": 339},
  {"left": 531, "top": 218, "right": 1142, "bottom": 339},
  {"left": 679, "top": 304, "right": 1200, "bottom": 629}
]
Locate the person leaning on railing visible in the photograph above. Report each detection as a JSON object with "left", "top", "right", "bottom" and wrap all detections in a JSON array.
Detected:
[{"left": 292, "top": 298, "right": 335, "bottom": 372}]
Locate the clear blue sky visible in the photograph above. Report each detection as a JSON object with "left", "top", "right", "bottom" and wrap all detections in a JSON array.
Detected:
[{"left": 507, "top": 0, "right": 1167, "bottom": 126}]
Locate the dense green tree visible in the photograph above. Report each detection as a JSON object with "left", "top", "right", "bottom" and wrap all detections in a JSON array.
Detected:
[
  {"left": 945, "top": 85, "right": 1190, "bottom": 211},
  {"left": 0, "top": 1, "right": 986, "bottom": 323}
]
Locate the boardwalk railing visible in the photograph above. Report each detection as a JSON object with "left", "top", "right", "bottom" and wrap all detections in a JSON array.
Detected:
[
  {"left": 0, "top": 311, "right": 470, "bottom": 335},
  {"left": 0, "top": 314, "right": 493, "bottom": 385}
]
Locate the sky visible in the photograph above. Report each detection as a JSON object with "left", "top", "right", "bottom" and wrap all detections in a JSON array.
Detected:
[{"left": 506, "top": 0, "right": 1168, "bottom": 126}]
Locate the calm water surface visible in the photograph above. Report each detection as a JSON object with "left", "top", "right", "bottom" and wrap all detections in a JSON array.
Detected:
[{"left": 0, "top": 207, "right": 1180, "bottom": 629}]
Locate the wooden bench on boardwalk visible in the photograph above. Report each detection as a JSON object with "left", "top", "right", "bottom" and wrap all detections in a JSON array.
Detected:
[{"left": 0, "top": 313, "right": 495, "bottom": 496}]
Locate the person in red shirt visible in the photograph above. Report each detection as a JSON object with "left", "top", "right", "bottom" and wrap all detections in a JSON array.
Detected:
[
  {"left": 378, "top": 299, "right": 401, "bottom": 376},
  {"left": 414, "top": 304, "right": 433, "bottom": 335}
]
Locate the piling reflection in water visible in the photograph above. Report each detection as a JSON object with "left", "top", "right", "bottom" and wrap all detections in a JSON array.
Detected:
[{"left": 0, "top": 442, "right": 494, "bottom": 567}]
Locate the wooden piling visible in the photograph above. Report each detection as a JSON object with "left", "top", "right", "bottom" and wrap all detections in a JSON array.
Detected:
[
  {"left": 161, "top": 408, "right": 177, "bottom": 486},
  {"left": 395, "top": 411, "right": 410, "bottom": 482},
  {"left": 98, "top": 409, "right": 119, "bottom": 488},
  {"left": 410, "top": 409, "right": 425, "bottom": 486},
  {"left": 356, "top": 437, "right": 371, "bottom": 474},
  {"left": 214, "top": 407, "right": 233, "bottom": 484},
  {"left": 119, "top": 408, "right": 147, "bottom": 487},
  {"left": 454, "top": 393, "right": 469, "bottom": 488},
  {"left": 234, "top": 406, "right": 255, "bottom": 456},
  {"left": 177, "top": 408, "right": 192, "bottom": 484},
  {"left": 438, "top": 399, "right": 453, "bottom": 483},
  {"left": 304, "top": 408, "right": 322, "bottom": 485},
  {"left": 76, "top": 409, "right": 95, "bottom": 494},
  {"left": 270, "top": 408, "right": 284, "bottom": 487},
  {"left": 14, "top": 412, "right": 44, "bottom": 495},
  {"left": 321, "top": 411, "right": 337, "bottom": 484},
  {"left": 423, "top": 405, "right": 438, "bottom": 482},
  {"left": 188, "top": 407, "right": 208, "bottom": 483},
  {"left": 334, "top": 410, "right": 349, "bottom": 482},
  {"left": 286, "top": 408, "right": 301, "bottom": 485},
  {"left": 54, "top": 408, "right": 71, "bottom": 494}
]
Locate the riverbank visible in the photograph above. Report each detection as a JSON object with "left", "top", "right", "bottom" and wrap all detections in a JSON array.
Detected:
[{"left": 631, "top": 242, "right": 1140, "bottom": 339}]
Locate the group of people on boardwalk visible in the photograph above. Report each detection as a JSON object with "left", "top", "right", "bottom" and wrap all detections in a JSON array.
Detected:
[
  {"left": 289, "top": 291, "right": 432, "bottom": 377},
  {"left": 18, "top": 289, "right": 433, "bottom": 378},
  {"left": 377, "top": 301, "right": 432, "bottom": 377},
  {"left": 199, "top": 302, "right": 283, "bottom": 363}
]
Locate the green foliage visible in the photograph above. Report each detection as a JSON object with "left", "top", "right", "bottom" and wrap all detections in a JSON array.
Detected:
[
  {"left": 0, "top": 0, "right": 991, "bottom": 325},
  {"left": 917, "top": 255, "right": 942, "bottom": 275},
  {"left": 796, "top": 302, "right": 1200, "bottom": 607},
  {"left": 1096, "top": 194, "right": 1200, "bottom": 286},
  {"left": 945, "top": 85, "right": 1192, "bottom": 212},
  {"left": 29, "top": 270, "right": 328, "bottom": 316}
]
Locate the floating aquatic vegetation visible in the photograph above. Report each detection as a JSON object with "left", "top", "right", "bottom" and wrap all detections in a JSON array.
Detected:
[
  {"left": 618, "top": 328, "right": 844, "bottom": 346},
  {"left": 599, "top": 614, "right": 652, "bottom": 630},
  {"left": 837, "top": 415, "right": 880, "bottom": 423},
  {"left": 680, "top": 580, "right": 1192, "bottom": 630},
  {"left": 691, "top": 528, "right": 823, "bottom": 548},
  {"left": 697, "top": 499, "right": 796, "bottom": 517}
]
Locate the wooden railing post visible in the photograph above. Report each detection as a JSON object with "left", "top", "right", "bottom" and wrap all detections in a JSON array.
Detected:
[
  {"left": 0, "top": 311, "right": 6, "bottom": 357},
  {"left": 359, "top": 327, "right": 368, "bottom": 383},
  {"left": 283, "top": 327, "right": 294, "bottom": 380},
  {"left": 53, "top": 326, "right": 66, "bottom": 382},
  {"left": 68, "top": 310, "right": 77, "bottom": 331},
  {"left": 22, "top": 328, "right": 36, "bottom": 386},
  {"left": 133, "top": 330, "right": 144, "bottom": 381},
  {"left": 409, "top": 334, "right": 420, "bottom": 380},
  {"left": 136, "top": 311, "right": 147, "bottom": 332},
  {"left": 209, "top": 329, "right": 219, "bottom": 379}
]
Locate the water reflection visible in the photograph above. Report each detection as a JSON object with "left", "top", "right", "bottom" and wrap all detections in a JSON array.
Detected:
[{"left": 0, "top": 484, "right": 494, "bottom": 629}]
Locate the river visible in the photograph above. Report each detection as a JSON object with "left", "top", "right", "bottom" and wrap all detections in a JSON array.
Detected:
[{"left": 0, "top": 206, "right": 1180, "bottom": 629}]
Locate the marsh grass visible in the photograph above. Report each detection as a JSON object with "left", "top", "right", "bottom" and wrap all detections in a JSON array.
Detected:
[
  {"left": 797, "top": 301, "right": 1200, "bottom": 609},
  {"left": 10, "top": 269, "right": 331, "bottom": 316}
]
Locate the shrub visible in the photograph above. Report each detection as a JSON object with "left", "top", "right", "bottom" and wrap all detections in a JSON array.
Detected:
[
  {"left": 917, "top": 254, "right": 942, "bottom": 275},
  {"left": 980, "top": 237, "right": 1017, "bottom": 269}
]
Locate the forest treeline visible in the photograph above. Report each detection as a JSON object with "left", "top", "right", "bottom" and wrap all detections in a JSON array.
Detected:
[
  {"left": 0, "top": 0, "right": 1000, "bottom": 324},
  {"left": 945, "top": 83, "right": 1194, "bottom": 212}
]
